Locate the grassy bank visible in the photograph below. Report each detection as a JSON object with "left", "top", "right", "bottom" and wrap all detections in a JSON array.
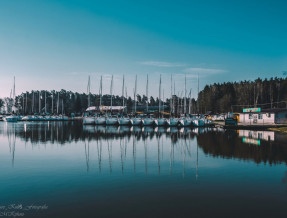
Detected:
[{"left": 268, "top": 127, "right": 287, "bottom": 133}]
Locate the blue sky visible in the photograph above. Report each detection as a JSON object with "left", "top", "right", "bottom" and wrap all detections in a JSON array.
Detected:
[{"left": 0, "top": 0, "right": 286, "bottom": 99}]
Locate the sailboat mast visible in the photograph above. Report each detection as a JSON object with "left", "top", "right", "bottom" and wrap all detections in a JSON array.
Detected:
[
  {"left": 174, "top": 81, "right": 176, "bottom": 115},
  {"left": 134, "top": 75, "right": 137, "bottom": 114},
  {"left": 39, "top": 91, "right": 41, "bottom": 114},
  {"left": 87, "top": 76, "right": 91, "bottom": 108},
  {"left": 99, "top": 75, "right": 102, "bottom": 110},
  {"left": 45, "top": 91, "right": 47, "bottom": 114},
  {"left": 159, "top": 74, "right": 161, "bottom": 117},
  {"left": 125, "top": 87, "right": 127, "bottom": 114},
  {"left": 186, "top": 74, "right": 188, "bottom": 114},
  {"left": 32, "top": 91, "right": 34, "bottom": 114},
  {"left": 62, "top": 99, "right": 64, "bottom": 115},
  {"left": 25, "top": 92, "right": 27, "bottom": 114},
  {"left": 170, "top": 74, "right": 173, "bottom": 115},
  {"left": 197, "top": 73, "right": 199, "bottom": 114},
  {"left": 57, "top": 92, "right": 59, "bottom": 114},
  {"left": 163, "top": 89, "right": 164, "bottom": 113},
  {"left": 189, "top": 89, "right": 192, "bottom": 114},
  {"left": 51, "top": 93, "right": 53, "bottom": 114},
  {"left": 122, "top": 75, "right": 125, "bottom": 112},
  {"left": 110, "top": 75, "right": 113, "bottom": 113},
  {"left": 22, "top": 94, "right": 24, "bottom": 115},
  {"left": 146, "top": 74, "right": 149, "bottom": 113}
]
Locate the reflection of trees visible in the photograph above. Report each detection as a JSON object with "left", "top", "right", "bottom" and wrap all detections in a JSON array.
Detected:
[
  {"left": 1, "top": 122, "right": 198, "bottom": 145},
  {"left": 197, "top": 130, "right": 287, "bottom": 165},
  {"left": 282, "top": 171, "right": 287, "bottom": 191},
  {"left": 2, "top": 122, "right": 287, "bottom": 166}
]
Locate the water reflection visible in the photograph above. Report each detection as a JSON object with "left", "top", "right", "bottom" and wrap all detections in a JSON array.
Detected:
[
  {"left": 1, "top": 122, "right": 287, "bottom": 168},
  {"left": 1, "top": 121, "right": 287, "bottom": 217}
]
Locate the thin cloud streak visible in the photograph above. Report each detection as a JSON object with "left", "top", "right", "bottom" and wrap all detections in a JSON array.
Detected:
[
  {"left": 184, "top": 67, "right": 227, "bottom": 74},
  {"left": 139, "top": 61, "right": 187, "bottom": 67}
]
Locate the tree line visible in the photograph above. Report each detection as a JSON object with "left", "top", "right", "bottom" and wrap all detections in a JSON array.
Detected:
[
  {"left": 0, "top": 76, "right": 286, "bottom": 115},
  {"left": 198, "top": 77, "right": 287, "bottom": 113}
]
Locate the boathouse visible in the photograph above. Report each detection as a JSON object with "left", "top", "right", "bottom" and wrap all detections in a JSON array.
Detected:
[
  {"left": 86, "top": 106, "right": 126, "bottom": 113},
  {"left": 239, "top": 108, "right": 287, "bottom": 125}
]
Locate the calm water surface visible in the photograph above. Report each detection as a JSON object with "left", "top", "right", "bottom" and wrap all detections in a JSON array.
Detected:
[{"left": 0, "top": 121, "right": 287, "bottom": 218}]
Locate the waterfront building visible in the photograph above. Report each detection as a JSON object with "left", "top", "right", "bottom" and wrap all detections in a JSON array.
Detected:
[{"left": 239, "top": 108, "right": 287, "bottom": 125}]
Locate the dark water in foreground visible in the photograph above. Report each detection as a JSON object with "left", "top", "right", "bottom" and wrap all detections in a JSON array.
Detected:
[{"left": 0, "top": 121, "right": 287, "bottom": 218}]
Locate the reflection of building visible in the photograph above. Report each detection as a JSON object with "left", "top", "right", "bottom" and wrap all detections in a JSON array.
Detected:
[
  {"left": 238, "top": 130, "right": 274, "bottom": 141},
  {"left": 239, "top": 108, "right": 287, "bottom": 125}
]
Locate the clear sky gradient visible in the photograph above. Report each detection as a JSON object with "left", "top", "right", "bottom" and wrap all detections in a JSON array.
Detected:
[{"left": 0, "top": 0, "right": 286, "bottom": 99}]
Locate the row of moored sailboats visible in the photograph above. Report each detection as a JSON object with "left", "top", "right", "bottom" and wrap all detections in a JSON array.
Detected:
[
  {"left": 83, "top": 115, "right": 212, "bottom": 127},
  {"left": 83, "top": 74, "right": 213, "bottom": 127}
]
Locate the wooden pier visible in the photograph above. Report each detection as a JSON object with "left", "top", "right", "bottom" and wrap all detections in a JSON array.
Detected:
[{"left": 213, "top": 121, "right": 287, "bottom": 130}]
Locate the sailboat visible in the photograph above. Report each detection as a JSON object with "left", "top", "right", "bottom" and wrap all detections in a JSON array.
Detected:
[
  {"left": 83, "top": 76, "right": 95, "bottom": 125},
  {"left": 155, "top": 74, "right": 167, "bottom": 126},
  {"left": 4, "top": 77, "right": 18, "bottom": 122},
  {"left": 192, "top": 73, "right": 205, "bottom": 127},
  {"left": 95, "top": 75, "right": 106, "bottom": 125},
  {"left": 179, "top": 75, "right": 192, "bottom": 127},
  {"left": 119, "top": 75, "right": 131, "bottom": 126},
  {"left": 131, "top": 75, "right": 142, "bottom": 126},
  {"left": 167, "top": 75, "right": 179, "bottom": 127},
  {"left": 142, "top": 74, "right": 154, "bottom": 126},
  {"left": 106, "top": 75, "right": 119, "bottom": 125}
]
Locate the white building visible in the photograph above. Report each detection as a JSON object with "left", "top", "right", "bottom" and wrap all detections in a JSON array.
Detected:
[
  {"left": 86, "top": 106, "right": 126, "bottom": 113},
  {"left": 239, "top": 108, "right": 287, "bottom": 125},
  {"left": 238, "top": 130, "right": 274, "bottom": 141}
]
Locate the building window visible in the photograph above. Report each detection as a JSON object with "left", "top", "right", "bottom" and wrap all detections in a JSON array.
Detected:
[
  {"left": 258, "top": 133, "right": 263, "bottom": 139},
  {"left": 249, "top": 114, "right": 253, "bottom": 119},
  {"left": 258, "top": 114, "right": 263, "bottom": 119},
  {"left": 267, "top": 113, "right": 271, "bottom": 118}
]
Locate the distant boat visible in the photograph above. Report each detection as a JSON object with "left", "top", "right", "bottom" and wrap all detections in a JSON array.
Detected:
[
  {"left": 5, "top": 77, "right": 18, "bottom": 122},
  {"left": 83, "top": 76, "right": 95, "bottom": 125},
  {"left": 119, "top": 75, "right": 131, "bottom": 126},
  {"left": 155, "top": 118, "right": 167, "bottom": 126},
  {"left": 143, "top": 117, "right": 154, "bottom": 126},
  {"left": 192, "top": 118, "right": 205, "bottom": 127},
  {"left": 131, "top": 117, "right": 142, "bottom": 126},
  {"left": 106, "top": 115, "right": 119, "bottom": 125},
  {"left": 119, "top": 117, "right": 131, "bottom": 126},
  {"left": 167, "top": 118, "right": 179, "bottom": 127},
  {"left": 4, "top": 115, "right": 18, "bottom": 122},
  {"left": 179, "top": 118, "right": 193, "bottom": 127},
  {"left": 155, "top": 75, "right": 167, "bottom": 126},
  {"left": 95, "top": 116, "right": 106, "bottom": 125},
  {"left": 21, "top": 115, "right": 34, "bottom": 121},
  {"left": 83, "top": 116, "right": 95, "bottom": 125}
]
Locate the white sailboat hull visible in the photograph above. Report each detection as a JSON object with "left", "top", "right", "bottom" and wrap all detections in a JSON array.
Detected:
[
  {"left": 167, "top": 118, "right": 179, "bottom": 127},
  {"left": 4, "top": 116, "right": 18, "bottom": 122},
  {"left": 179, "top": 118, "right": 193, "bottom": 127},
  {"left": 95, "top": 117, "right": 106, "bottom": 125},
  {"left": 143, "top": 118, "right": 154, "bottom": 126},
  {"left": 119, "top": 118, "right": 131, "bottom": 125},
  {"left": 106, "top": 118, "right": 119, "bottom": 125},
  {"left": 154, "top": 118, "right": 167, "bottom": 126},
  {"left": 192, "top": 119, "right": 205, "bottom": 127},
  {"left": 21, "top": 116, "right": 34, "bottom": 121},
  {"left": 131, "top": 118, "right": 142, "bottom": 126},
  {"left": 83, "top": 116, "right": 95, "bottom": 125}
]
